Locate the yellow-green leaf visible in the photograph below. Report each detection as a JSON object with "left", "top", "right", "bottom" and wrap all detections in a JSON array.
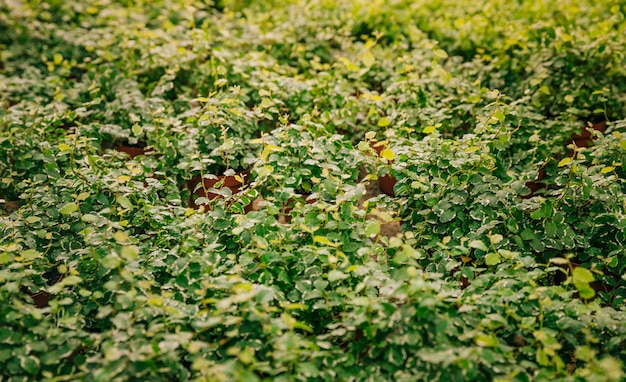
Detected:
[
  {"left": 490, "top": 234, "right": 503, "bottom": 244},
  {"left": 362, "top": 51, "right": 375, "bottom": 67},
  {"left": 475, "top": 334, "right": 497, "bottom": 347},
  {"left": 261, "top": 145, "right": 282, "bottom": 161},
  {"left": 76, "top": 192, "right": 90, "bottom": 201},
  {"left": 25, "top": 216, "right": 40, "bottom": 224},
  {"left": 601, "top": 166, "right": 614, "bottom": 174},
  {"left": 469, "top": 240, "right": 488, "bottom": 251},
  {"left": 423, "top": 125, "right": 436, "bottom": 134},
  {"left": 433, "top": 49, "right": 448, "bottom": 59},
  {"left": 377, "top": 117, "right": 390, "bottom": 127},
  {"left": 484, "top": 252, "right": 500, "bottom": 265},
  {"left": 116, "top": 195, "right": 132, "bottom": 209},
  {"left": 558, "top": 157, "right": 572, "bottom": 167},
  {"left": 381, "top": 149, "right": 395, "bottom": 161},
  {"left": 314, "top": 236, "right": 337, "bottom": 247},
  {"left": 59, "top": 202, "right": 79, "bottom": 215},
  {"left": 58, "top": 144, "right": 71, "bottom": 151},
  {"left": 256, "top": 165, "right": 273, "bottom": 178},
  {"left": 121, "top": 245, "right": 139, "bottom": 260},
  {"left": 132, "top": 124, "right": 142, "bottom": 136},
  {"left": 493, "top": 110, "right": 505, "bottom": 122},
  {"left": 572, "top": 267, "right": 594, "bottom": 283},
  {"left": 113, "top": 231, "right": 129, "bottom": 244},
  {"left": 365, "top": 222, "right": 380, "bottom": 237},
  {"left": 21, "top": 249, "right": 42, "bottom": 261}
]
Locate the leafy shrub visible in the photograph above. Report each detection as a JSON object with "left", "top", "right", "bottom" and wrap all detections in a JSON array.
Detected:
[{"left": 1, "top": 0, "right": 625, "bottom": 381}]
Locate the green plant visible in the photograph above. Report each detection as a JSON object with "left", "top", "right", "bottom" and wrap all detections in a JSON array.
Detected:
[
  {"left": 1, "top": 0, "right": 626, "bottom": 381},
  {"left": 252, "top": 120, "right": 363, "bottom": 199}
]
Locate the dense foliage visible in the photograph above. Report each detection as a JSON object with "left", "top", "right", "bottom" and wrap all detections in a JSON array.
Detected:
[{"left": 1, "top": 0, "right": 625, "bottom": 380}]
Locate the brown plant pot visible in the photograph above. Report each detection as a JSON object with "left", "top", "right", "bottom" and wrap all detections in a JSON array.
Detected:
[
  {"left": 188, "top": 174, "right": 246, "bottom": 211},
  {"left": 1, "top": 198, "right": 21, "bottom": 214},
  {"left": 30, "top": 274, "right": 63, "bottom": 308},
  {"left": 279, "top": 194, "right": 316, "bottom": 223},
  {"left": 569, "top": 121, "right": 606, "bottom": 149},
  {"left": 523, "top": 168, "right": 547, "bottom": 198},
  {"left": 371, "top": 141, "right": 397, "bottom": 197},
  {"left": 115, "top": 145, "right": 146, "bottom": 159},
  {"left": 379, "top": 174, "right": 397, "bottom": 197},
  {"left": 553, "top": 261, "right": 616, "bottom": 300}
]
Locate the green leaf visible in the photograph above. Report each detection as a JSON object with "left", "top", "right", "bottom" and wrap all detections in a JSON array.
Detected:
[
  {"left": 530, "top": 238, "right": 545, "bottom": 252},
  {"left": 493, "top": 110, "right": 505, "bottom": 122},
  {"left": 474, "top": 334, "right": 497, "bottom": 347},
  {"left": 365, "top": 222, "right": 380, "bottom": 237},
  {"left": 105, "top": 347, "right": 122, "bottom": 361},
  {"left": 485, "top": 252, "right": 500, "bottom": 265},
  {"left": 21, "top": 249, "right": 41, "bottom": 260},
  {"left": 575, "top": 345, "right": 595, "bottom": 362},
  {"left": 600, "top": 166, "right": 614, "bottom": 174},
  {"left": 572, "top": 267, "right": 596, "bottom": 299},
  {"left": 121, "top": 245, "right": 139, "bottom": 260},
  {"left": 102, "top": 254, "right": 122, "bottom": 269},
  {"left": 577, "top": 286, "right": 595, "bottom": 299},
  {"left": 314, "top": 236, "right": 337, "bottom": 247},
  {"left": 59, "top": 202, "right": 79, "bottom": 215},
  {"left": 549, "top": 257, "right": 570, "bottom": 265},
  {"left": 25, "top": 216, "right": 40, "bottom": 224},
  {"left": 440, "top": 209, "right": 456, "bottom": 223},
  {"left": 256, "top": 165, "right": 273, "bottom": 178},
  {"left": 433, "top": 49, "right": 448, "bottom": 59},
  {"left": 572, "top": 267, "right": 594, "bottom": 283},
  {"left": 20, "top": 355, "right": 40, "bottom": 375},
  {"left": 116, "top": 195, "right": 133, "bottom": 209},
  {"left": 489, "top": 234, "right": 503, "bottom": 244},
  {"left": 327, "top": 270, "right": 347, "bottom": 282},
  {"left": 558, "top": 158, "right": 572, "bottom": 167},
  {"left": 545, "top": 221, "right": 557, "bottom": 237},
  {"left": 81, "top": 214, "right": 99, "bottom": 223},
  {"left": 536, "top": 348, "right": 550, "bottom": 366},
  {"left": 0, "top": 253, "right": 11, "bottom": 265},
  {"left": 113, "top": 231, "right": 129, "bottom": 244},
  {"left": 132, "top": 124, "right": 142, "bottom": 136},
  {"left": 530, "top": 209, "right": 544, "bottom": 220},
  {"left": 362, "top": 50, "right": 375, "bottom": 67},
  {"left": 469, "top": 240, "right": 488, "bottom": 252}
]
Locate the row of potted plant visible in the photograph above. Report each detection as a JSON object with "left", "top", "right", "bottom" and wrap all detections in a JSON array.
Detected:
[{"left": 2, "top": 0, "right": 626, "bottom": 380}]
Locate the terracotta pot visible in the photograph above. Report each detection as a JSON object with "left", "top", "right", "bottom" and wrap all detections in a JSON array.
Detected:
[
  {"left": 188, "top": 173, "right": 246, "bottom": 210},
  {"left": 371, "top": 141, "right": 397, "bottom": 197},
  {"left": 30, "top": 274, "right": 63, "bottom": 308},
  {"left": 115, "top": 145, "right": 146, "bottom": 159},
  {"left": 279, "top": 194, "right": 316, "bottom": 223},
  {"left": 522, "top": 168, "right": 547, "bottom": 198},
  {"left": 570, "top": 121, "right": 606, "bottom": 148},
  {"left": 379, "top": 174, "right": 397, "bottom": 197},
  {"left": 552, "top": 261, "right": 616, "bottom": 300},
  {"left": 1, "top": 198, "right": 21, "bottom": 214}
]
